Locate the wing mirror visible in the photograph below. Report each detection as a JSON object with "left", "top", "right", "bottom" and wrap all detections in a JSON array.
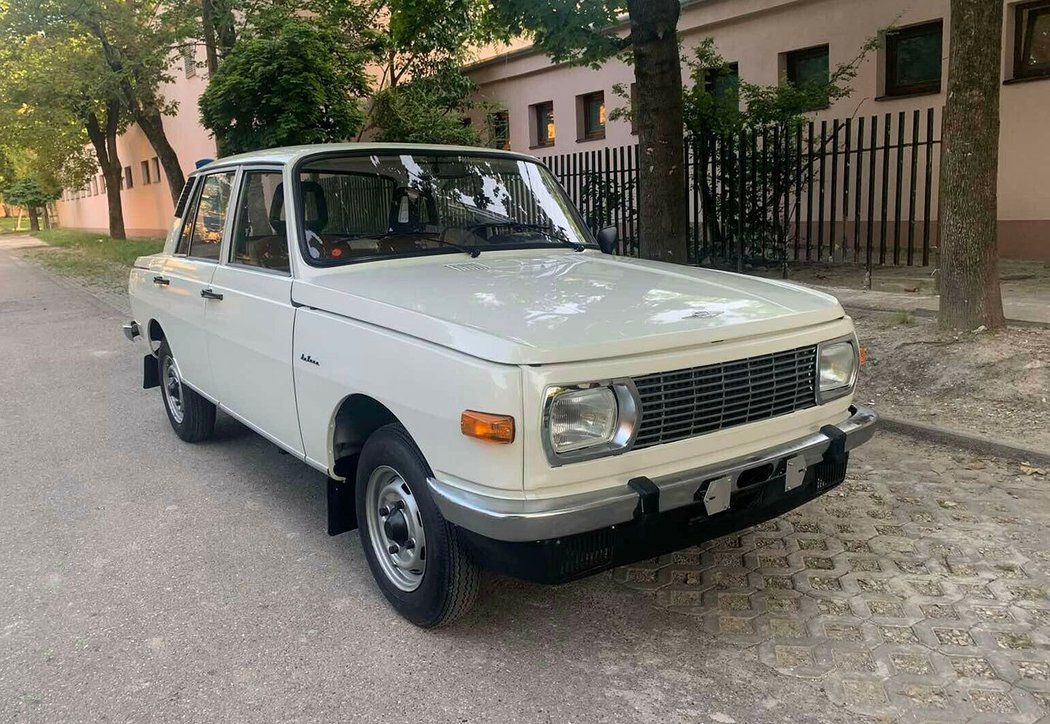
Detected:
[{"left": 595, "top": 225, "right": 618, "bottom": 255}]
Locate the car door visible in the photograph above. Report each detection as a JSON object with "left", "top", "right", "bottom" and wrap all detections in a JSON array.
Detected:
[
  {"left": 204, "top": 168, "right": 304, "bottom": 455},
  {"left": 159, "top": 169, "right": 237, "bottom": 399}
]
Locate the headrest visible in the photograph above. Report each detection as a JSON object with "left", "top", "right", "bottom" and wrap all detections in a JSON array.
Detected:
[{"left": 269, "top": 181, "right": 328, "bottom": 235}]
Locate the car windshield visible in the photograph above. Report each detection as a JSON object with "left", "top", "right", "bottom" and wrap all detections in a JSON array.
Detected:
[{"left": 295, "top": 152, "right": 593, "bottom": 264}]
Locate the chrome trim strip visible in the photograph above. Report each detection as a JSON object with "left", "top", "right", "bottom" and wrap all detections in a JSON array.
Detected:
[{"left": 428, "top": 405, "right": 878, "bottom": 542}]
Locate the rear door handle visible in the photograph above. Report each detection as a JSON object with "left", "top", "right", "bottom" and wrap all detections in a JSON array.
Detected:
[
  {"left": 152, "top": 275, "right": 170, "bottom": 286},
  {"left": 200, "top": 288, "right": 224, "bottom": 301}
]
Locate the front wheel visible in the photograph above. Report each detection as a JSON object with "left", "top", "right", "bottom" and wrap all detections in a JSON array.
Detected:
[
  {"left": 355, "top": 424, "right": 479, "bottom": 627},
  {"left": 157, "top": 340, "right": 216, "bottom": 443}
]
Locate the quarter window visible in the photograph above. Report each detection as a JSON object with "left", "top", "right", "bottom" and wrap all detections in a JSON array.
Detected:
[
  {"left": 230, "top": 171, "right": 289, "bottom": 273},
  {"left": 186, "top": 172, "right": 235, "bottom": 261},
  {"left": 1014, "top": 0, "right": 1050, "bottom": 80},
  {"left": 885, "top": 21, "right": 943, "bottom": 97}
]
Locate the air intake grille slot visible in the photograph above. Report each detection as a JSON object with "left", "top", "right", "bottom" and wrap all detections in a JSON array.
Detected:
[{"left": 632, "top": 345, "right": 817, "bottom": 449}]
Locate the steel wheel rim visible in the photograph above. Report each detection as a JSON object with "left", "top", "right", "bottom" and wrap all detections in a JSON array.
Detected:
[
  {"left": 365, "top": 465, "right": 426, "bottom": 592},
  {"left": 162, "top": 355, "right": 185, "bottom": 424}
]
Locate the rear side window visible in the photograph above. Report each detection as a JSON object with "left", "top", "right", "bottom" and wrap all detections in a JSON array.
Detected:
[
  {"left": 173, "top": 176, "right": 196, "bottom": 218},
  {"left": 186, "top": 172, "right": 235, "bottom": 261},
  {"left": 230, "top": 171, "right": 289, "bottom": 273}
]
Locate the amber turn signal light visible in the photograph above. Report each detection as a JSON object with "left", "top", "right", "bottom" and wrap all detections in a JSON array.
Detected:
[
  {"left": 858, "top": 345, "right": 867, "bottom": 367},
  {"left": 461, "top": 410, "right": 515, "bottom": 444}
]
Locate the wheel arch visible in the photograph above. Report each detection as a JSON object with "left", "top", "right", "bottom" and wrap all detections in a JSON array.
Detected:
[
  {"left": 329, "top": 393, "right": 405, "bottom": 481},
  {"left": 147, "top": 318, "right": 166, "bottom": 354}
]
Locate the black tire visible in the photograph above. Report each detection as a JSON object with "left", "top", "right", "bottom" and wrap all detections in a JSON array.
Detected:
[
  {"left": 157, "top": 339, "right": 216, "bottom": 443},
  {"left": 355, "top": 423, "right": 479, "bottom": 627}
]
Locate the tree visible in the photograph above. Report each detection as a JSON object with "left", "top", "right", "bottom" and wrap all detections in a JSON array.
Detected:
[
  {"left": 11, "top": 0, "right": 194, "bottom": 205},
  {"left": 490, "top": 0, "right": 687, "bottom": 263},
  {"left": 0, "top": 24, "right": 129, "bottom": 238},
  {"left": 3, "top": 176, "right": 60, "bottom": 231},
  {"left": 938, "top": 0, "right": 1005, "bottom": 330},
  {"left": 199, "top": 15, "right": 369, "bottom": 156},
  {"left": 370, "top": 67, "right": 481, "bottom": 145}
]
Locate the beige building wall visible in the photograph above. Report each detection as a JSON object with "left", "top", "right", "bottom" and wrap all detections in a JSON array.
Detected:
[
  {"left": 467, "top": 0, "right": 1050, "bottom": 261},
  {"left": 55, "top": 45, "right": 217, "bottom": 239}
]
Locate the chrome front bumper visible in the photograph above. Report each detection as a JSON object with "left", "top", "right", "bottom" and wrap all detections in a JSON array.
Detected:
[
  {"left": 428, "top": 405, "right": 878, "bottom": 543},
  {"left": 122, "top": 320, "right": 140, "bottom": 341}
]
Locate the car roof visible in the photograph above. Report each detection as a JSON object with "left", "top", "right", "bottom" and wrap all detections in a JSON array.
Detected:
[{"left": 195, "top": 142, "right": 543, "bottom": 172}]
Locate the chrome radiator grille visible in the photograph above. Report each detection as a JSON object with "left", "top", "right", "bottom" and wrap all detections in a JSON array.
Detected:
[{"left": 632, "top": 345, "right": 817, "bottom": 449}]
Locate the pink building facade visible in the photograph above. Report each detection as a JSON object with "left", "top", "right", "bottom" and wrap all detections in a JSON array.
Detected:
[{"left": 466, "top": 0, "right": 1050, "bottom": 261}]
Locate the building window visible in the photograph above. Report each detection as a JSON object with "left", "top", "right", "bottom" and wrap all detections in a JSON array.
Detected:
[
  {"left": 1014, "top": 0, "right": 1050, "bottom": 80},
  {"left": 182, "top": 45, "right": 196, "bottom": 78},
  {"left": 885, "top": 21, "right": 943, "bottom": 96},
  {"left": 141, "top": 160, "right": 151, "bottom": 185},
  {"left": 705, "top": 62, "right": 740, "bottom": 99},
  {"left": 530, "top": 101, "right": 555, "bottom": 148},
  {"left": 99, "top": 174, "right": 106, "bottom": 194},
  {"left": 123, "top": 165, "right": 133, "bottom": 190},
  {"left": 489, "top": 110, "right": 510, "bottom": 150},
  {"left": 577, "top": 91, "right": 606, "bottom": 141},
  {"left": 785, "top": 44, "right": 830, "bottom": 89},
  {"left": 151, "top": 157, "right": 160, "bottom": 185}
]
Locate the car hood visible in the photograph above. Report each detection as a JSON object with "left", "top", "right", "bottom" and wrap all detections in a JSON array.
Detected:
[{"left": 291, "top": 251, "right": 844, "bottom": 365}]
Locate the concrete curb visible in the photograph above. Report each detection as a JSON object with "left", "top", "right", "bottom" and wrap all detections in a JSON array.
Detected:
[
  {"left": 879, "top": 415, "right": 1050, "bottom": 468},
  {"left": 842, "top": 303, "right": 1050, "bottom": 330}
]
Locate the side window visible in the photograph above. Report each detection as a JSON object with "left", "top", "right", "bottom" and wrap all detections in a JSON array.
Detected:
[
  {"left": 230, "top": 171, "right": 289, "bottom": 272},
  {"left": 186, "top": 172, "right": 235, "bottom": 261}
]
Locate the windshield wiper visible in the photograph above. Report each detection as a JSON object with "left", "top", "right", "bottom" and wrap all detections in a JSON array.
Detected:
[{"left": 464, "top": 222, "right": 585, "bottom": 252}]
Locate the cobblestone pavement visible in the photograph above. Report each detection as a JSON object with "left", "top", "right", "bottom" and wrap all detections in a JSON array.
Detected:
[{"left": 614, "top": 433, "right": 1050, "bottom": 723}]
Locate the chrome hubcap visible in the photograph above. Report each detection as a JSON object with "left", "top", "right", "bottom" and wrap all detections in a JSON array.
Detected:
[
  {"left": 162, "top": 355, "right": 185, "bottom": 424},
  {"left": 365, "top": 466, "right": 426, "bottom": 592}
]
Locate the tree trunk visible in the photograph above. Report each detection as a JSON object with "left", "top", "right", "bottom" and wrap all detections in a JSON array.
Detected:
[
  {"left": 86, "top": 106, "right": 127, "bottom": 240},
  {"left": 130, "top": 105, "right": 186, "bottom": 204},
  {"left": 202, "top": 0, "right": 237, "bottom": 75},
  {"left": 41, "top": 205, "right": 51, "bottom": 229},
  {"left": 27, "top": 206, "right": 39, "bottom": 232},
  {"left": 938, "top": 0, "right": 1005, "bottom": 330},
  {"left": 627, "top": 0, "right": 687, "bottom": 264}
]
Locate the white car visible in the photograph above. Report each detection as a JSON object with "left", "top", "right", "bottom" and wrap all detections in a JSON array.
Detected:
[{"left": 125, "top": 144, "right": 876, "bottom": 627}]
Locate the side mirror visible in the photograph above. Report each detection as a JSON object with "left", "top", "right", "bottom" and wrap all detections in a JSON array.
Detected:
[{"left": 595, "top": 225, "right": 618, "bottom": 255}]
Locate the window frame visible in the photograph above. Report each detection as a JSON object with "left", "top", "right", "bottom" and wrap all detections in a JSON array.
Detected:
[
  {"left": 176, "top": 169, "right": 238, "bottom": 263},
  {"left": 531, "top": 100, "right": 555, "bottom": 148},
  {"left": 1014, "top": 0, "right": 1050, "bottom": 80},
  {"left": 578, "top": 91, "right": 606, "bottom": 142},
  {"left": 884, "top": 20, "right": 943, "bottom": 98},
  {"left": 140, "top": 160, "right": 151, "bottom": 185},
  {"left": 225, "top": 166, "right": 291, "bottom": 276}
]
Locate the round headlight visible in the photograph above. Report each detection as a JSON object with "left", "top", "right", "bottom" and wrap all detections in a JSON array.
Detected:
[
  {"left": 818, "top": 339, "right": 857, "bottom": 401},
  {"left": 548, "top": 387, "right": 618, "bottom": 453}
]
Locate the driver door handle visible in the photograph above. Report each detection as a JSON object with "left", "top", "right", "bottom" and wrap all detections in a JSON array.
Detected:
[
  {"left": 200, "top": 288, "right": 224, "bottom": 301},
  {"left": 152, "top": 275, "right": 170, "bottom": 286}
]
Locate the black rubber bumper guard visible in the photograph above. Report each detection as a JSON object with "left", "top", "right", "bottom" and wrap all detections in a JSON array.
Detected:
[{"left": 459, "top": 425, "right": 852, "bottom": 585}]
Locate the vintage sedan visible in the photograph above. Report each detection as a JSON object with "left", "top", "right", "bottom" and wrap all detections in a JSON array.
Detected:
[{"left": 124, "top": 144, "right": 876, "bottom": 627}]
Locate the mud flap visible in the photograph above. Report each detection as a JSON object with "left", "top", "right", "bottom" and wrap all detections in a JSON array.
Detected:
[
  {"left": 142, "top": 354, "right": 160, "bottom": 389},
  {"left": 327, "top": 476, "right": 358, "bottom": 536}
]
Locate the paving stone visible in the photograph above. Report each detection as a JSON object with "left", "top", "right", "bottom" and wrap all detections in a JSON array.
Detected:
[{"left": 612, "top": 434, "right": 1050, "bottom": 721}]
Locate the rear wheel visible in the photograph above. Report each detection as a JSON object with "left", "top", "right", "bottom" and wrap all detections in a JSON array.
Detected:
[
  {"left": 355, "top": 424, "right": 478, "bottom": 627},
  {"left": 157, "top": 340, "right": 216, "bottom": 443}
]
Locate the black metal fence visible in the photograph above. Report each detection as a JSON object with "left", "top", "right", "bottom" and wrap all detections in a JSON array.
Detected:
[{"left": 539, "top": 107, "right": 943, "bottom": 267}]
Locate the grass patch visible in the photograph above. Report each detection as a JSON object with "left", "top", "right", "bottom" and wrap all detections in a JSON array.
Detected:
[
  {"left": 0, "top": 216, "right": 27, "bottom": 234},
  {"left": 32, "top": 229, "right": 164, "bottom": 266},
  {"left": 21, "top": 229, "right": 164, "bottom": 294}
]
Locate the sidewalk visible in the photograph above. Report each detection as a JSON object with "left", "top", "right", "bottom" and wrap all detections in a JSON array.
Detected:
[{"left": 769, "top": 260, "right": 1050, "bottom": 327}]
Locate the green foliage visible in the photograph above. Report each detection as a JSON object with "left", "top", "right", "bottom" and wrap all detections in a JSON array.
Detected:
[
  {"left": 371, "top": 67, "right": 480, "bottom": 145},
  {"left": 199, "top": 15, "right": 369, "bottom": 155},
  {"left": 488, "top": 0, "right": 627, "bottom": 68},
  {"left": 3, "top": 176, "right": 59, "bottom": 208}
]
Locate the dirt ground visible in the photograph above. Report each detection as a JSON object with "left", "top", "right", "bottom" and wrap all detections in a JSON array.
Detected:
[{"left": 852, "top": 308, "right": 1050, "bottom": 453}]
